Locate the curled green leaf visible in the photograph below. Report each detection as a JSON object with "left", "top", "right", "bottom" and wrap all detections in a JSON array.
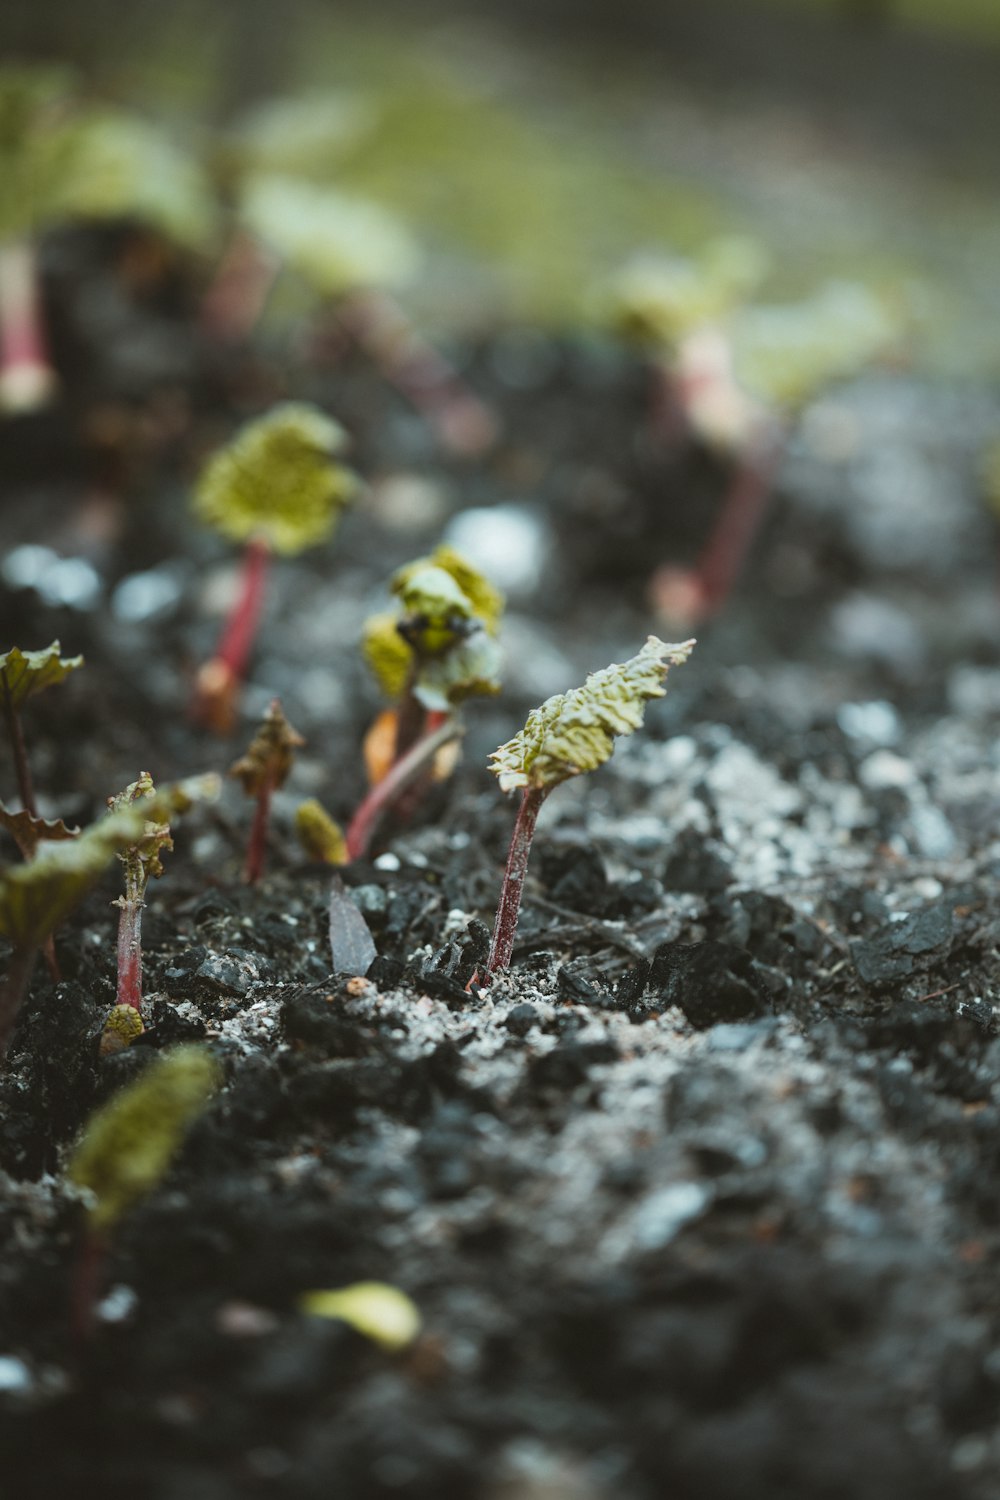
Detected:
[
  {"left": 299, "top": 1282, "right": 421, "bottom": 1350},
  {"left": 193, "top": 402, "right": 359, "bottom": 555},
  {"left": 489, "top": 636, "right": 695, "bottom": 793},
  {"left": 0, "top": 641, "right": 83, "bottom": 709},
  {"left": 67, "top": 1046, "right": 219, "bottom": 1233}
]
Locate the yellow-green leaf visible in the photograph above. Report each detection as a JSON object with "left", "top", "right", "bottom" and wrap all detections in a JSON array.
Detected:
[
  {"left": 229, "top": 699, "right": 304, "bottom": 797},
  {"left": 299, "top": 1282, "right": 421, "bottom": 1351},
  {"left": 67, "top": 1046, "right": 219, "bottom": 1233},
  {"left": 294, "top": 799, "right": 347, "bottom": 865},
  {"left": 0, "top": 642, "right": 83, "bottom": 709},
  {"left": 193, "top": 402, "right": 359, "bottom": 554},
  {"left": 489, "top": 636, "right": 694, "bottom": 794}
]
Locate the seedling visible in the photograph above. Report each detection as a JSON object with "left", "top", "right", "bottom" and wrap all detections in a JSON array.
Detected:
[
  {"left": 483, "top": 636, "right": 694, "bottom": 978},
  {"left": 348, "top": 546, "right": 502, "bottom": 859},
  {"left": 107, "top": 772, "right": 174, "bottom": 1019},
  {"left": 67, "top": 1044, "right": 219, "bottom": 1340},
  {"left": 1, "top": 642, "right": 83, "bottom": 819},
  {"left": 0, "top": 776, "right": 218, "bottom": 1059},
  {"left": 229, "top": 699, "right": 304, "bottom": 884},
  {"left": 191, "top": 402, "right": 359, "bottom": 733}
]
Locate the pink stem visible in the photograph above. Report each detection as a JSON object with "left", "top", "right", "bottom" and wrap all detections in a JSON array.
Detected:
[
  {"left": 115, "top": 899, "right": 143, "bottom": 1010},
  {"left": 0, "top": 239, "right": 56, "bottom": 413},
  {"left": 201, "top": 230, "right": 281, "bottom": 341},
  {"left": 245, "top": 781, "right": 272, "bottom": 885},
  {"left": 346, "top": 718, "right": 462, "bottom": 861},
  {"left": 485, "top": 785, "right": 547, "bottom": 978},
  {"left": 216, "top": 535, "right": 271, "bottom": 681},
  {"left": 340, "top": 290, "right": 498, "bottom": 457},
  {"left": 692, "top": 427, "right": 784, "bottom": 616}
]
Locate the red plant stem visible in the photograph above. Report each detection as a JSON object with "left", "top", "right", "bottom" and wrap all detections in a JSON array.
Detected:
[
  {"left": 201, "top": 230, "right": 281, "bottom": 340},
  {"left": 71, "top": 1227, "right": 108, "bottom": 1348},
  {"left": 690, "top": 425, "right": 785, "bottom": 617},
  {"left": 340, "top": 289, "right": 497, "bottom": 457},
  {"left": 2, "top": 680, "right": 37, "bottom": 817},
  {"left": 245, "top": 781, "right": 272, "bottom": 885},
  {"left": 216, "top": 535, "right": 271, "bottom": 682},
  {"left": 115, "top": 899, "right": 143, "bottom": 1010},
  {"left": 346, "top": 718, "right": 462, "bottom": 861},
  {"left": 0, "top": 944, "right": 38, "bottom": 1060},
  {"left": 485, "top": 785, "right": 548, "bottom": 979},
  {"left": 0, "top": 239, "right": 56, "bottom": 412}
]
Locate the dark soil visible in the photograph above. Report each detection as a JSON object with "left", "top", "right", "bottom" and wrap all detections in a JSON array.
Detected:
[{"left": 2, "top": 214, "right": 1000, "bottom": 1500}]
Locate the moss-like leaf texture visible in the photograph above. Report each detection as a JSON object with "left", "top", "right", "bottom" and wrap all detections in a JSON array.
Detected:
[
  {"left": 0, "top": 802, "right": 79, "bottom": 862},
  {"left": 0, "top": 775, "right": 219, "bottom": 951},
  {"left": 193, "top": 402, "right": 359, "bottom": 554},
  {"left": 295, "top": 799, "right": 347, "bottom": 865},
  {"left": 0, "top": 641, "right": 83, "bottom": 709},
  {"left": 240, "top": 174, "right": 419, "bottom": 298},
  {"left": 362, "top": 547, "right": 504, "bottom": 706},
  {"left": 67, "top": 1046, "right": 219, "bottom": 1233},
  {"left": 489, "top": 636, "right": 695, "bottom": 794},
  {"left": 300, "top": 1281, "right": 421, "bottom": 1351},
  {"left": 229, "top": 699, "right": 304, "bottom": 797}
]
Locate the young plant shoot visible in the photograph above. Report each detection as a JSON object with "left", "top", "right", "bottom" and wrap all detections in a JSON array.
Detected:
[
  {"left": 67, "top": 1045, "right": 219, "bottom": 1340},
  {"left": 348, "top": 545, "right": 503, "bottom": 859},
  {"left": 0, "top": 776, "right": 218, "bottom": 1059},
  {"left": 107, "top": 772, "right": 174, "bottom": 1020},
  {"left": 229, "top": 698, "right": 304, "bottom": 884},
  {"left": 1, "top": 642, "right": 83, "bottom": 819},
  {"left": 191, "top": 403, "right": 359, "bottom": 733},
  {"left": 484, "top": 636, "right": 694, "bottom": 979}
]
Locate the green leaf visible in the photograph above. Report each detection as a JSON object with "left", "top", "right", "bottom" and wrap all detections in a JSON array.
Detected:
[
  {"left": 732, "top": 281, "right": 897, "bottom": 410},
  {"left": 239, "top": 173, "right": 419, "bottom": 298},
  {"left": 229, "top": 91, "right": 377, "bottom": 181},
  {"left": 67, "top": 1046, "right": 219, "bottom": 1233},
  {"left": 294, "top": 799, "right": 347, "bottom": 865},
  {"left": 489, "top": 636, "right": 694, "bottom": 794},
  {"left": 361, "top": 611, "right": 413, "bottom": 701},
  {"left": 0, "top": 775, "right": 219, "bottom": 951},
  {"left": 0, "top": 66, "right": 83, "bottom": 237},
  {"left": 0, "top": 802, "right": 78, "bottom": 862},
  {"left": 299, "top": 1282, "right": 421, "bottom": 1350},
  {"left": 193, "top": 402, "right": 359, "bottom": 554},
  {"left": 412, "top": 627, "right": 502, "bottom": 713},
  {"left": 0, "top": 641, "right": 83, "bottom": 710},
  {"left": 605, "top": 237, "right": 769, "bottom": 349},
  {"left": 58, "top": 110, "right": 218, "bottom": 251}
]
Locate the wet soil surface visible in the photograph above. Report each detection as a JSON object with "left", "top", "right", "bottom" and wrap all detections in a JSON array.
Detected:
[{"left": 2, "top": 224, "right": 1000, "bottom": 1500}]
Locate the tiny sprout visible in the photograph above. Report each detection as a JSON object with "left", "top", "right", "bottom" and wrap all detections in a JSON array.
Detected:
[
  {"left": 67, "top": 1045, "right": 219, "bottom": 1338},
  {"left": 230, "top": 699, "right": 304, "bottom": 884},
  {"left": 349, "top": 547, "right": 502, "bottom": 859},
  {"left": 295, "top": 799, "right": 347, "bottom": 866},
  {"left": 1, "top": 642, "right": 83, "bottom": 818},
  {"left": 299, "top": 1282, "right": 421, "bottom": 1352},
  {"left": 484, "top": 637, "right": 694, "bottom": 978},
  {"left": 108, "top": 772, "right": 173, "bottom": 1018},
  {"left": 0, "top": 774, "right": 218, "bottom": 1060},
  {"left": 191, "top": 403, "right": 359, "bottom": 733},
  {"left": 99, "top": 1003, "right": 144, "bottom": 1057}
]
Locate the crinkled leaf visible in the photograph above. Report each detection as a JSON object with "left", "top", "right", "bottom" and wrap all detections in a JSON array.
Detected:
[
  {"left": 0, "top": 641, "right": 83, "bottom": 709},
  {"left": 58, "top": 110, "right": 218, "bottom": 250},
  {"left": 412, "top": 626, "right": 502, "bottom": 712},
  {"left": 193, "top": 402, "right": 359, "bottom": 554},
  {"left": 229, "top": 92, "right": 376, "bottom": 181},
  {"left": 240, "top": 173, "right": 419, "bottom": 298},
  {"left": 0, "top": 775, "right": 219, "bottom": 950},
  {"left": 230, "top": 699, "right": 304, "bottom": 797},
  {"left": 300, "top": 1282, "right": 421, "bottom": 1351},
  {"left": 329, "top": 876, "right": 377, "bottom": 977},
  {"left": 605, "top": 237, "right": 769, "bottom": 348},
  {"left": 0, "top": 801, "right": 78, "bottom": 862},
  {"left": 0, "top": 66, "right": 83, "bottom": 237},
  {"left": 362, "top": 612, "right": 413, "bottom": 701},
  {"left": 732, "top": 281, "right": 897, "bottom": 410},
  {"left": 424, "top": 544, "right": 504, "bottom": 636},
  {"left": 108, "top": 772, "right": 173, "bottom": 902},
  {"left": 67, "top": 1046, "right": 219, "bottom": 1233},
  {"left": 98, "top": 1003, "right": 145, "bottom": 1057},
  {"left": 295, "top": 799, "right": 347, "bottom": 865},
  {"left": 489, "top": 636, "right": 694, "bottom": 793}
]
